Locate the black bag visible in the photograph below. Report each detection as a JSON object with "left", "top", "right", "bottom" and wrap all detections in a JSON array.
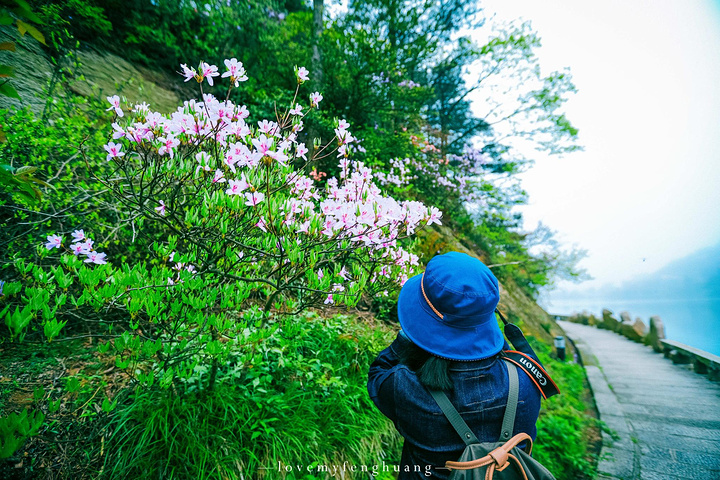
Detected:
[{"left": 428, "top": 360, "right": 557, "bottom": 480}]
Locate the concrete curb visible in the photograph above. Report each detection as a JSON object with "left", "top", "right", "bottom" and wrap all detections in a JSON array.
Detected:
[{"left": 586, "top": 365, "right": 639, "bottom": 480}]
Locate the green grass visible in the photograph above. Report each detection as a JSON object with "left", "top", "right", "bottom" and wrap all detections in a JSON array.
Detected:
[
  {"left": 530, "top": 338, "right": 598, "bottom": 480},
  {"left": 101, "top": 312, "right": 402, "bottom": 479},
  {"left": 2, "top": 313, "right": 597, "bottom": 480},
  {"left": 100, "top": 319, "right": 598, "bottom": 480}
]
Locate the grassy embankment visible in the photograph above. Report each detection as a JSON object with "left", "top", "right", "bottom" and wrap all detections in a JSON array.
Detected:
[{"left": 1, "top": 308, "right": 598, "bottom": 480}]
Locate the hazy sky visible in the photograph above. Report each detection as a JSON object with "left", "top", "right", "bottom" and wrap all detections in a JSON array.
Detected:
[{"left": 474, "top": 0, "right": 720, "bottom": 294}]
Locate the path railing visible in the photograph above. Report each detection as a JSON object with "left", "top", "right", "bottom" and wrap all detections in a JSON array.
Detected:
[
  {"left": 557, "top": 309, "right": 720, "bottom": 382},
  {"left": 660, "top": 338, "right": 720, "bottom": 380}
]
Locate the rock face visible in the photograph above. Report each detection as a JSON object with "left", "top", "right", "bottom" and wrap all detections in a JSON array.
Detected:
[
  {"left": 68, "top": 49, "right": 188, "bottom": 113},
  {"left": 600, "top": 309, "right": 620, "bottom": 331},
  {"left": 633, "top": 318, "right": 647, "bottom": 336},
  {"left": 619, "top": 317, "right": 643, "bottom": 342},
  {"left": 645, "top": 316, "right": 666, "bottom": 353},
  {"left": 626, "top": 317, "right": 647, "bottom": 342},
  {"left": 0, "top": 27, "right": 50, "bottom": 114},
  {"left": 0, "top": 26, "right": 190, "bottom": 116}
]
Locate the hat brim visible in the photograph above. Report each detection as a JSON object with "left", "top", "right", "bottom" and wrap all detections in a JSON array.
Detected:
[{"left": 397, "top": 273, "right": 504, "bottom": 361}]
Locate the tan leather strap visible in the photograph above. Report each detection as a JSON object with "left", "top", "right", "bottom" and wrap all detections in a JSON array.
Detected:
[
  {"left": 483, "top": 454, "right": 529, "bottom": 480},
  {"left": 420, "top": 273, "right": 444, "bottom": 319},
  {"left": 445, "top": 433, "right": 534, "bottom": 471}
]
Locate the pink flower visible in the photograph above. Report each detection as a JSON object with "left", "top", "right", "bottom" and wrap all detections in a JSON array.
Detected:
[
  {"left": 426, "top": 206, "right": 443, "bottom": 226},
  {"left": 257, "top": 120, "right": 278, "bottom": 135},
  {"left": 223, "top": 153, "right": 238, "bottom": 173},
  {"left": 252, "top": 134, "right": 272, "bottom": 156},
  {"left": 267, "top": 149, "right": 289, "bottom": 166},
  {"left": 310, "top": 92, "right": 323, "bottom": 107},
  {"left": 296, "top": 220, "right": 311, "bottom": 234},
  {"left": 84, "top": 251, "right": 108, "bottom": 265},
  {"left": 155, "top": 200, "right": 166, "bottom": 216},
  {"left": 111, "top": 122, "right": 125, "bottom": 139},
  {"left": 289, "top": 104, "right": 304, "bottom": 116},
  {"left": 45, "top": 234, "right": 62, "bottom": 250},
  {"left": 226, "top": 176, "right": 250, "bottom": 195},
  {"left": 339, "top": 266, "right": 349, "bottom": 280},
  {"left": 158, "top": 135, "right": 179, "bottom": 158},
  {"left": 236, "top": 105, "right": 250, "bottom": 119},
  {"left": 106, "top": 95, "right": 124, "bottom": 117},
  {"left": 104, "top": 142, "right": 125, "bottom": 161},
  {"left": 256, "top": 216, "right": 268, "bottom": 232},
  {"left": 297, "top": 66, "right": 309, "bottom": 83},
  {"left": 324, "top": 294, "right": 334, "bottom": 305},
  {"left": 196, "top": 151, "right": 211, "bottom": 172},
  {"left": 180, "top": 63, "right": 196, "bottom": 82},
  {"left": 132, "top": 102, "right": 150, "bottom": 114},
  {"left": 212, "top": 169, "right": 226, "bottom": 183},
  {"left": 70, "top": 242, "right": 88, "bottom": 255},
  {"left": 71, "top": 230, "right": 86, "bottom": 242},
  {"left": 317, "top": 268, "right": 324, "bottom": 280},
  {"left": 200, "top": 62, "right": 220, "bottom": 86},
  {"left": 295, "top": 143, "right": 308, "bottom": 160},
  {"left": 221, "top": 58, "right": 248, "bottom": 87},
  {"left": 244, "top": 191, "right": 265, "bottom": 206}
]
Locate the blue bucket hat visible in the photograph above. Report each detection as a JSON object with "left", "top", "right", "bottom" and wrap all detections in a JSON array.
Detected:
[{"left": 397, "top": 251, "right": 503, "bottom": 361}]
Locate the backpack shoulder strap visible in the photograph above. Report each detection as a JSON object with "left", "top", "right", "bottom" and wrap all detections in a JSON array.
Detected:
[
  {"left": 499, "top": 360, "right": 519, "bottom": 442},
  {"left": 428, "top": 389, "right": 480, "bottom": 446},
  {"left": 428, "top": 359, "right": 520, "bottom": 446}
]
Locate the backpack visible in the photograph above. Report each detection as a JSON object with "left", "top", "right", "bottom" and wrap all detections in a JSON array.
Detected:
[{"left": 428, "top": 360, "right": 557, "bottom": 480}]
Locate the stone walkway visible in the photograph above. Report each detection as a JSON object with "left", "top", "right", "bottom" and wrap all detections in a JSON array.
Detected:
[{"left": 557, "top": 321, "right": 720, "bottom": 480}]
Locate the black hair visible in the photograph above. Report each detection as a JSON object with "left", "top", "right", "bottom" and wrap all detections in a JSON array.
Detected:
[{"left": 397, "top": 340, "right": 454, "bottom": 391}]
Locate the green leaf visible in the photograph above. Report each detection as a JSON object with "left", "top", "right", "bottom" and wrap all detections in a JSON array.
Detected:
[
  {"left": 0, "top": 434, "right": 22, "bottom": 459},
  {"left": 16, "top": 20, "right": 45, "bottom": 45},
  {"left": 3, "top": 282, "right": 22, "bottom": 296},
  {"left": 101, "top": 397, "right": 117, "bottom": 413},
  {"left": 15, "top": 165, "right": 37, "bottom": 175},
  {"left": 65, "top": 376, "right": 80, "bottom": 393},
  {"left": 44, "top": 318, "right": 67, "bottom": 342},
  {"left": 12, "top": 3, "right": 44, "bottom": 25},
  {"left": 48, "top": 399, "right": 60, "bottom": 413},
  {"left": 115, "top": 357, "right": 130, "bottom": 369},
  {"left": 33, "top": 386, "right": 45, "bottom": 402},
  {"left": 0, "top": 82, "right": 21, "bottom": 100}
]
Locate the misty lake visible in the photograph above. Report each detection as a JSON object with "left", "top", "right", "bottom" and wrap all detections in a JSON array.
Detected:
[{"left": 544, "top": 297, "right": 720, "bottom": 357}]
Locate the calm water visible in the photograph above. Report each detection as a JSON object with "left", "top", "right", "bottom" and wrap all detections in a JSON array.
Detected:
[{"left": 544, "top": 297, "right": 720, "bottom": 357}]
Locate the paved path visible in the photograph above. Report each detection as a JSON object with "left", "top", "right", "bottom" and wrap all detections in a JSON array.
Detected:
[{"left": 557, "top": 321, "right": 720, "bottom": 480}]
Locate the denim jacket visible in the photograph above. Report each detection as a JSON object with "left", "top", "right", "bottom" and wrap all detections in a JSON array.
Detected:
[{"left": 367, "top": 333, "right": 542, "bottom": 479}]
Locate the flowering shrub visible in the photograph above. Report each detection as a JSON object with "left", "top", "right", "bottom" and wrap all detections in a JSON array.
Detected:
[
  {"left": 375, "top": 132, "right": 493, "bottom": 214},
  {"left": 2, "top": 60, "right": 440, "bottom": 391}
]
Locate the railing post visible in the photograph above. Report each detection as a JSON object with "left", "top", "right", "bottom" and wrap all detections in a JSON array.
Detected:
[{"left": 554, "top": 335, "right": 566, "bottom": 361}]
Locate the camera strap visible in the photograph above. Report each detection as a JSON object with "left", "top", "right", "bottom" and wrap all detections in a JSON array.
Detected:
[
  {"left": 500, "top": 350, "right": 560, "bottom": 399},
  {"left": 495, "top": 309, "right": 560, "bottom": 399}
]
